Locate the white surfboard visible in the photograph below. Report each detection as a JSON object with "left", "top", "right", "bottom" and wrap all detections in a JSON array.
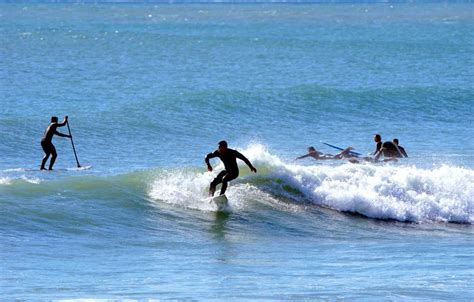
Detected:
[
  {"left": 66, "top": 165, "right": 92, "bottom": 171},
  {"left": 3, "top": 165, "right": 92, "bottom": 173},
  {"left": 210, "top": 194, "right": 229, "bottom": 211}
]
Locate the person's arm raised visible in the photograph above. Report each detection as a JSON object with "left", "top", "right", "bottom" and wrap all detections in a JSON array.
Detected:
[{"left": 57, "top": 116, "right": 68, "bottom": 127}]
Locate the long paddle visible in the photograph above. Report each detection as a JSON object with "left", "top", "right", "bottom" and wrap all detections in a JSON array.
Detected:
[{"left": 66, "top": 120, "right": 81, "bottom": 168}]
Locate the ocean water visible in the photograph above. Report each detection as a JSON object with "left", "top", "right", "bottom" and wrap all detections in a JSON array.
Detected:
[{"left": 1, "top": 3, "right": 473, "bottom": 300}]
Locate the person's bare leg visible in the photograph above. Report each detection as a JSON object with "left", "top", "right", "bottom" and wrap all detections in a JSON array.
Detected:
[{"left": 334, "top": 147, "right": 354, "bottom": 159}]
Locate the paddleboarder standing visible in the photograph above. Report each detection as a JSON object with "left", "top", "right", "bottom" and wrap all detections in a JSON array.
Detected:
[{"left": 40, "top": 116, "right": 71, "bottom": 170}]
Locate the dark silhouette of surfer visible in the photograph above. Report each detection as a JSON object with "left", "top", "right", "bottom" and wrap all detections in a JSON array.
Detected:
[
  {"left": 374, "top": 139, "right": 402, "bottom": 161},
  {"left": 205, "top": 140, "right": 257, "bottom": 196},
  {"left": 372, "top": 134, "right": 382, "bottom": 155},
  {"left": 40, "top": 116, "right": 70, "bottom": 170}
]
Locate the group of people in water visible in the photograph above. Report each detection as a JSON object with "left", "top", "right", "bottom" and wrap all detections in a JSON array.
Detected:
[
  {"left": 295, "top": 134, "right": 408, "bottom": 164},
  {"left": 40, "top": 116, "right": 407, "bottom": 197}
]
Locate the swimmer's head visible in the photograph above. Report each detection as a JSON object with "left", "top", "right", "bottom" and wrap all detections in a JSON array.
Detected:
[
  {"left": 374, "top": 134, "right": 381, "bottom": 143},
  {"left": 307, "top": 146, "right": 316, "bottom": 153},
  {"left": 51, "top": 116, "right": 58, "bottom": 123}
]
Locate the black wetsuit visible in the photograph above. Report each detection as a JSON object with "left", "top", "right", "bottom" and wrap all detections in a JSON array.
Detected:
[
  {"left": 40, "top": 122, "right": 68, "bottom": 170},
  {"left": 374, "top": 141, "right": 382, "bottom": 155},
  {"left": 381, "top": 141, "right": 402, "bottom": 158},
  {"left": 398, "top": 145, "right": 408, "bottom": 158},
  {"left": 205, "top": 148, "right": 253, "bottom": 195}
]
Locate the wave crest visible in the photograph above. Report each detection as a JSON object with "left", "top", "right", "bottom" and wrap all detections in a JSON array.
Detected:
[{"left": 148, "top": 144, "right": 473, "bottom": 223}]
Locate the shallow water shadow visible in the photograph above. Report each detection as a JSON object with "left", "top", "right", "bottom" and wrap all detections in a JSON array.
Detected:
[{"left": 210, "top": 211, "right": 231, "bottom": 240}]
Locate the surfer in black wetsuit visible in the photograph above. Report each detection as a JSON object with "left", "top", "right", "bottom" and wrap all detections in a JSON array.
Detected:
[
  {"left": 40, "top": 116, "right": 70, "bottom": 170},
  {"left": 372, "top": 134, "right": 382, "bottom": 155},
  {"left": 205, "top": 140, "right": 257, "bottom": 196},
  {"left": 393, "top": 138, "right": 408, "bottom": 157}
]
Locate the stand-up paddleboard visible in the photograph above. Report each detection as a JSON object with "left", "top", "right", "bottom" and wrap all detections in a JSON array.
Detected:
[
  {"left": 210, "top": 194, "right": 229, "bottom": 212},
  {"left": 66, "top": 165, "right": 92, "bottom": 171},
  {"left": 3, "top": 165, "right": 92, "bottom": 173},
  {"left": 321, "top": 142, "right": 362, "bottom": 157}
]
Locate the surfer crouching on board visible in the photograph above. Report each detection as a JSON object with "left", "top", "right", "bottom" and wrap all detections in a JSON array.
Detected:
[
  {"left": 205, "top": 140, "right": 257, "bottom": 196},
  {"left": 40, "top": 116, "right": 71, "bottom": 170}
]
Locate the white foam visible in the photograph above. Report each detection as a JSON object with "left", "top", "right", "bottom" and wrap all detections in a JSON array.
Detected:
[
  {"left": 3, "top": 168, "right": 26, "bottom": 172},
  {"left": 0, "top": 175, "right": 42, "bottom": 185},
  {"left": 0, "top": 177, "right": 12, "bottom": 185},
  {"left": 148, "top": 144, "right": 474, "bottom": 223},
  {"left": 266, "top": 150, "right": 474, "bottom": 223},
  {"left": 20, "top": 176, "right": 42, "bottom": 185},
  {"left": 148, "top": 169, "right": 217, "bottom": 211}
]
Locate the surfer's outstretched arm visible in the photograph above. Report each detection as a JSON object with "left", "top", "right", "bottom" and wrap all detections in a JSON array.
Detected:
[
  {"left": 400, "top": 147, "right": 408, "bottom": 158},
  {"left": 205, "top": 151, "right": 218, "bottom": 172},
  {"left": 295, "top": 154, "right": 311, "bottom": 160},
  {"left": 236, "top": 151, "right": 257, "bottom": 173}
]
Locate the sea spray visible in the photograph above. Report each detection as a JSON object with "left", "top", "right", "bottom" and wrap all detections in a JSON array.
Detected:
[
  {"left": 147, "top": 144, "right": 474, "bottom": 223},
  {"left": 1, "top": 144, "right": 472, "bottom": 222}
]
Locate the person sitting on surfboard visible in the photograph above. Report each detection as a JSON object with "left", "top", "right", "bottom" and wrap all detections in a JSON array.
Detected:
[
  {"left": 205, "top": 140, "right": 257, "bottom": 196},
  {"left": 40, "top": 116, "right": 71, "bottom": 170},
  {"left": 393, "top": 138, "right": 408, "bottom": 157}
]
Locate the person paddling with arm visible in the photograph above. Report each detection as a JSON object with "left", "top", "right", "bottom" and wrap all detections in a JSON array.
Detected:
[
  {"left": 205, "top": 140, "right": 257, "bottom": 197},
  {"left": 40, "top": 116, "right": 71, "bottom": 170},
  {"left": 294, "top": 146, "right": 335, "bottom": 161}
]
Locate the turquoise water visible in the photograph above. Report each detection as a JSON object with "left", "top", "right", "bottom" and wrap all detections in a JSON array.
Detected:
[{"left": 1, "top": 3, "right": 473, "bottom": 300}]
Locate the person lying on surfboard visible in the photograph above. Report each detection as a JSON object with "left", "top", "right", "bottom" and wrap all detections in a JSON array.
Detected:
[
  {"left": 205, "top": 140, "right": 257, "bottom": 197},
  {"left": 295, "top": 146, "right": 363, "bottom": 161},
  {"left": 40, "top": 116, "right": 71, "bottom": 170},
  {"left": 294, "top": 146, "right": 335, "bottom": 161}
]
